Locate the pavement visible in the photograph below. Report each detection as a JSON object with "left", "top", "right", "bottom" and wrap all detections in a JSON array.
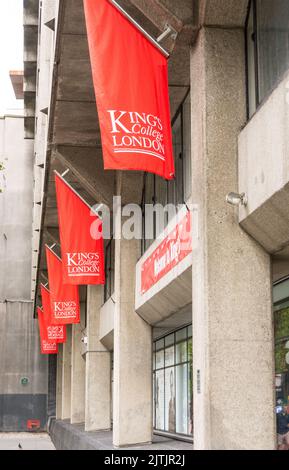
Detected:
[
  {"left": 0, "top": 433, "right": 55, "bottom": 450},
  {"left": 50, "top": 420, "right": 193, "bottom": 450}
]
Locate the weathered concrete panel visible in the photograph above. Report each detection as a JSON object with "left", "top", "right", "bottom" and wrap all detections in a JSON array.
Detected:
[{"left": 0, "top": 116, "right": 34, "bottom": 301}]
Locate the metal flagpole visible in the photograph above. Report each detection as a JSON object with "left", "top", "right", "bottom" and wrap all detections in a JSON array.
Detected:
[
  {"left": 108, "top": 0, "right": 170, "bottom": 58},
  {"left": 45, "top": 244, "right": 63, "bottom": 263},
  {"left": 54, "top": 170, "right": 101, "bottom": 217}
]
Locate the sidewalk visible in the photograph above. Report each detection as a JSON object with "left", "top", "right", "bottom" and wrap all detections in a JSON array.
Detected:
[
  {"left": 50, "top": 419, "right": 193, "bottom": 451},
  {"left": 0, "top": 433, "right": 55, "bottom": 450}
]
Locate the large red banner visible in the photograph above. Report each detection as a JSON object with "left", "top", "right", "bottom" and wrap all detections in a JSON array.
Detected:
[
  {"left": 45, "top": 246, "right": 80, "bottom": 325},
  {"left": 141, "top": 211, "right": 192, "bottom": 294},
  {"left": 83, "top": 0, "right": 175, "bottom": 180},
  {"left": 55, "top": 172, "right": 105, "bottom": 285},
  {"left": 40, "top": 284, "right": 67, "bottom": 343},
  {"left": 37, "top": 307, "right": 58, "bottom": 355}
]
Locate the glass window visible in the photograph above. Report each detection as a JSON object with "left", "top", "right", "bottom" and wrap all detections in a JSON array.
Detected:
[
  {"left": 104, "top": 239, "right": 115, "bottom": 303},
  {"left": 273, "top": 279, "right": 289, "bottom": 448},
  {"left": 176, "top": 341, "right": 187, "bottom": 364},
  {"left": 141, "top": 92, "right": 191, "bottom": 254},
  {"left": 156, "top": 349, "right": 164, "bottom": 370},
  {"left": 165, "top": 367, "right": 175, "bottom": 433},
  {"left": 176, "top": 364, "right": 188, "bottom": 434},
  {"left": 182, "top": 94, "right": 192, "bottom": 201},
  {"left": 246, "top": 0, "right": 289, "bottom": 117},
  {"left": 155, "top": 370, "right": 165, "bottom": 430},
  {"left": 176, "top": 328, "right": 187, "bottom": 342},
  {"left": 165, "top": 333, "right": 174, "bottom": 348},
  {"left": 153, "top": 325, "right": 192, "bottom": 437},
  {"left": 165, "top": 345, "right": 174, "bottom": 367}
]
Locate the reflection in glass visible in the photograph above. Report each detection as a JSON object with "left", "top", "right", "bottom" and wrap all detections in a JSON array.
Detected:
[
  {"left": 165, "top": 367, "right": 175, "bottom": 433},
  {"left": 153, "top": 326, "right": 193, "bottom": 437},
  {"left": 165, "top": 345, "right": 174, "bottom": 367},
  {"left": 155, "top": 370, "right": 164, "bottom": 430},
  {"left": 176, "top": 341, "right": 187, "bottom": 364},
  {"left": 156, "top": 350, "right": 164, "bottom": 369},
  {"left": 176, "top": 364, "right": 188, "bottom": 434}
]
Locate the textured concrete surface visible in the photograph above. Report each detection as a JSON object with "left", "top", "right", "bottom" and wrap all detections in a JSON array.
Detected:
[
  {"left": 85, "top": 286, "right": 111, "bottom": 432},
  {"left": 113, "top": 178, "right": 152, "bottom": 447},
  {"left": 239, "top": 69, "right": 289, "bottom": 255},
  {"left": 61, "top": 326, "right": 72, "bottom": 420},
  {"left": 0, "top": 116, "right": 34, "bottom": 301},
  {"left": 50, "top": 420, "right": 193, "bottom": 451},
  {"left": 71, "top": 318, "right": 85, "bottom": 424},
  {"left": 191, "top": 27, "right": 276, "bottom": 449},
  {"left": 0, "top": 433, "right": 55, "bottom": 450}
]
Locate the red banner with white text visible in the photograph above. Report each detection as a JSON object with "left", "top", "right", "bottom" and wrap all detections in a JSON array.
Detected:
[
  {"left": 141, "top": 211, "right": 192, "bottom": 294},
  {"left": 83, "top": 0, "right": 175, "bottom": 180},
  {"left": 40, "top": 284, "right": 67, "bottom": 343},
  {"left": 37, "top": 307, "right": 58, "bottom": 355},
  {"left": 45, "top": 246, "right": 80, "bottom": 325},
  {"left": 55, "top": 172, "right": 105, "bottom": 285}
]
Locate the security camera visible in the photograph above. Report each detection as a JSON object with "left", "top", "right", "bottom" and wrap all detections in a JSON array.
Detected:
[{"left": 226, "top": 192, "right": 247, "bottom": 207}]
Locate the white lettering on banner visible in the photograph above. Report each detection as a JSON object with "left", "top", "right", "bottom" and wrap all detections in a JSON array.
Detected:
[
  {"left": 53, "top": 301, "right": 77, "bottom": 318},
  {"left": 42, "top": 340, "right": 57, "bottom": 351},
  {"left": 108, "top": 110, "right": 165, "bottom": 161},
  {"left": 154, "top": 237, "right": 181, "bottom": 277},
  {"left": 47, "top": 325, "right": 64, "bottom": 339},
  {"left": 66, "top": 252, "right": 100, "bottom": 277}
]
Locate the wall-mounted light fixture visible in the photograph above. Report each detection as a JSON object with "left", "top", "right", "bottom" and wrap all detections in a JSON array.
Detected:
[{"left": 226, "top": 192, "right": 248, "bottom": 207}]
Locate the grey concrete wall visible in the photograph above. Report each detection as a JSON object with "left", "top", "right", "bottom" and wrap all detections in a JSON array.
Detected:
[
  {"left": 0, "top": 116, "right": 34, "bottom": 301},
  {"left": 0, "top": 301, "right": 48, "bottom": 430},
  {"left": 0, "top": 115, "right": 49, "bottom": 430}
]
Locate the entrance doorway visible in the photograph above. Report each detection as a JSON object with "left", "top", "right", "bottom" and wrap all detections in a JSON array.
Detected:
[{"left": 153, "top": 325, "right": 193, "bottom": 439}]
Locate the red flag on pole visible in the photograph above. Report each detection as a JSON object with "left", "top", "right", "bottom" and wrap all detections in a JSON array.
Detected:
[
  {"left": 40, "top": 284, "right": 67, "bottom": 343},
  {"left": 45, "top": 246, "right": 80, "bottom": 325},
  {"left": 54, "top": 172, "right": 105, "bottom": 285},
  {"left": 83, "top": 0, "right": 175, "bottom": 180},
  {"left": 37, "top": 307, "right": 58, "bottom": 354}
]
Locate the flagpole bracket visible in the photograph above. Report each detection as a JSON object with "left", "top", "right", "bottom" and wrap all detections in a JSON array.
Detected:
[{"left": 157, "top": 23, "right": 178, "bottom": 43}]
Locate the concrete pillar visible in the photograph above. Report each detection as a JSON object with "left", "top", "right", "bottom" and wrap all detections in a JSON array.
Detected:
[
  {"left": 113, "top": 187, "right": 152, "bottom": 447},
  {"left": 71, "top": 306, "right": 86, "bottom": 424},
  {"left": 61, "top": 325, "right": 72, "bottom": 420},
  {"left": 191, "top": 28, "right": 276, "bottom": 449},
  {"left": 56, "top": 344, "right": 63, "bottom": 419},
  {"left": 85, "top": 285, "right": 111, "bottom": 432}
]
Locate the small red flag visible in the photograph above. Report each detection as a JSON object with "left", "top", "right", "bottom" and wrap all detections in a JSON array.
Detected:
[
  {"left": 55, "top": 172, "right": 105, "bottom": 285},
  {"left": 45, "top": 246, "right": 80, "bottom": 325},
  {"left": 40, "top": 284, "right": 67, "bottom": 343},
  {"left": 37, "top": 307, "right": 58, "bottom": 354},
  {"left": 83, "top": 0, "right": 175, "bottom": 180}
]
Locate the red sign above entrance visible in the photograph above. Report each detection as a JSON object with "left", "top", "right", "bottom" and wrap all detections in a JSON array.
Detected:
[{"left": 141, "top": 211, "right": 192, "bottom": 294}]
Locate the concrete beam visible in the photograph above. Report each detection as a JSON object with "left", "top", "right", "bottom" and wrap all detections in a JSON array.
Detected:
[
  {"left": 23, "top": 0, "right": 39, "bottom": 26},
  {"left": 197, "top": 0, "right": 249, "bottom": 28}
]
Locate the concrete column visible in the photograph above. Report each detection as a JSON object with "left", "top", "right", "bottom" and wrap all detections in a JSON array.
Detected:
[
  {"left": 71, "top": 305, "right": 86, "bottom": 424},
  {"left": 113, "top": 188, "right": 152, "bottom": 447},
  {"left": 85, "top": 285, "right": 111, "bottom": 432},
  {"left": 191, "top": 28, "right": 276, "bottom": 449},
  {"left": 56, "top": 344, "right": 63, "bottom": 419},
  {"left": 61, "top": 325, "right": 72, "bottom": 420}
]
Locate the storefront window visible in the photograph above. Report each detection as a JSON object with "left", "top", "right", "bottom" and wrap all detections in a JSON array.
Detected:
[
  {"left": 153, "top": 325, "right": 193, "bottom": 438},
  {"left": 273, "top": 278, "right": 289, "bottom": 448},
  {"left": 246, "top": 0, "right": 289, "bottom": 118}
]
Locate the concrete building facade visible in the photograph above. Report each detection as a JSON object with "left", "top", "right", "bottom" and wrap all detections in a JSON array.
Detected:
[
  {"left": 24, "top": 0, "right": 289, "bottom": 449},
  {"left": 0, "top": 114, "right": 49, "bottom": 431}
]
